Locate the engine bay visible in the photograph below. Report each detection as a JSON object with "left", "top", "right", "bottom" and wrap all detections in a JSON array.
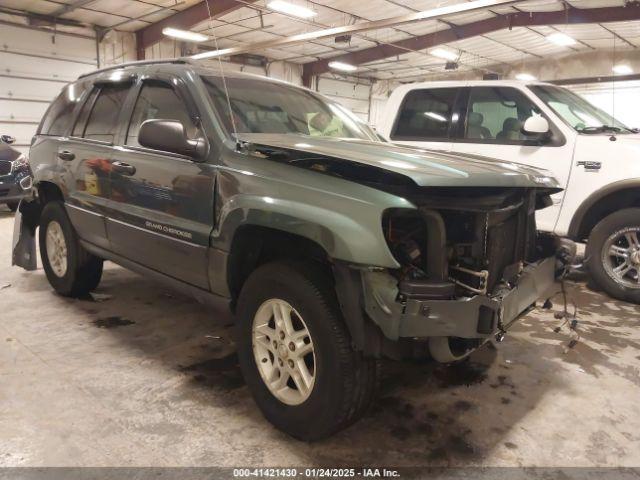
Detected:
[{"left": 383, "top": 187, "right": 558, "bottom": 299}]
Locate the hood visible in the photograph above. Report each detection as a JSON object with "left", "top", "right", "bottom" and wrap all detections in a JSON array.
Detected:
[{"left": 236, "top": 133, "right": 560, "bottom": 189}]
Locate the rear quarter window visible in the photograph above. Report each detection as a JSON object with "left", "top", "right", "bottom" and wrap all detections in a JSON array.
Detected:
[
  {"left": 39, "top": 82, "right": 89, "bottom": 136},
  {"left": 391, "top": 88, "right": 458, "bottom": 141}
]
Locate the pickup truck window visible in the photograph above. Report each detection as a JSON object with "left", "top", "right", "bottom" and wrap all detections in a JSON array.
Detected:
[
  {"left": 464, "top": 87, "right": 541, "bottom": 143},
  {"left": 391, "top": 88, "right": 457, "bottom": 141},
  {"left": 126, "top": 82, "right": 198, "bottom": 147},
  {"left": 201, "top": 76, "right": 373, "bottom": 140},
  {"left": 83, "top": 84, "right": 130, "bottom": 143}
]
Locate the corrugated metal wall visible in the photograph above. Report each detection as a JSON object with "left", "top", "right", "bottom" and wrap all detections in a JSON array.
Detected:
[{"left": 0, "top": 24, "right": 97, "bottom": 154}]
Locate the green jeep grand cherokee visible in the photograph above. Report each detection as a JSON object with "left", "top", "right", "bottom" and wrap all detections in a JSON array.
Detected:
[{"left": 13, "top": 59, "right": 571, "bottom": 440}]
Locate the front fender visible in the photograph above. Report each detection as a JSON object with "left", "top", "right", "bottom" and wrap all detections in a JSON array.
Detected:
[{"left": 214, "top": 193, "right": 403, "bottom": 268}]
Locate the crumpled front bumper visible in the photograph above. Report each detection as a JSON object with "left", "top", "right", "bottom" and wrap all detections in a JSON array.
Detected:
[{"left": 362, "top": 255, "right": 560, "bottom": 342}]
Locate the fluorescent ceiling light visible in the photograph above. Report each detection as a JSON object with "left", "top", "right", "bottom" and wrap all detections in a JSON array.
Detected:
[
  {"left": 547, "top": 32, "right": 576, "bottom": 46},
  {"left": 267, "top": 0, "right": 317, "bottom": 18},
  {"left": 613, "top": 64, "right": 633, "bottom": 75},
  {"left": 328, "top": 61, "right": 357, "bottom": 72},
  {"left": 162, "top": 27, "right": 208, "bottom": 42},
  {"left": 515, "top": 73, "right": 537, "bottom": 81},
  {"left": 429, "top": 48, "right": 458, "bottom": 61}
]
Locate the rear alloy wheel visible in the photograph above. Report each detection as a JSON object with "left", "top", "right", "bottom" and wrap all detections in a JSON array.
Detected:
[
  {"left": 587, "top": 208, "right": 640, "bottom": 303},
  {"left": 237, "top": 261, "right": 379, "bottom": 441},
  {"left": 45, "top": 220, "right": 68, "bottom": 278},
  {"left": 39, "top": 201, "right": 104, "bottom": 297}
]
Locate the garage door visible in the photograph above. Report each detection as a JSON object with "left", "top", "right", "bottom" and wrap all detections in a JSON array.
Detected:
[
  {"left": 0, "top": 24, "right": 97, "bottom": 154},
  {"left": 317, "top": 77, "right": 371, "bottom": 122}
]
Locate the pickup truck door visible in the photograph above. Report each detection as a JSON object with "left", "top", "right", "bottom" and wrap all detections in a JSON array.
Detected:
[
  {"left": 106, "top": 76, "right": 215, "bottom": 289},
  {"left": 448, "top": 86, "right": 575, "bottom": 233}
]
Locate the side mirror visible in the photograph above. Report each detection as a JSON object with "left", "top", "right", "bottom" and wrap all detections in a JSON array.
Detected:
[
  {"left": 1, "top": 135, "right": 16, "bottom": 145},
  {"left": 522, "top": 115, "right": 550, "bottom": 139},
  {"left": 138, "top": 119, "right": 207, "bottom": 159}
]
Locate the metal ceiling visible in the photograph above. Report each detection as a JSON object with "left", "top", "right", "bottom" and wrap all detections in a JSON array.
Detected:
[{"left": 0, "top": 0, "right": 638, "bottom": 81}]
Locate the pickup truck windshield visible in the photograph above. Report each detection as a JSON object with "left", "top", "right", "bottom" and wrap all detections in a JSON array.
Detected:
[
  {"left": 530, "top": 85, "right": 632, "bottom": 134},
  {"left": 201, "top": 75, "right": 375, "bottom": 140}
]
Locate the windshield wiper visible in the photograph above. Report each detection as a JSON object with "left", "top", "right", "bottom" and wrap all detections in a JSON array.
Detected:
[{"left": 577, "top": 125, "right": 622, "bottom": 134}]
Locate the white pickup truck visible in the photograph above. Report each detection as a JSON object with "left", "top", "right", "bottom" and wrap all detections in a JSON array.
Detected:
[{"left": 380, "top": 80, "right": 640, "bottom": 303}]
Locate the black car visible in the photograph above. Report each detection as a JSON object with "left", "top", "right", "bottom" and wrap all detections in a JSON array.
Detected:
[{"left": 0, "top": 135, "right": 31, "bottom": 212}]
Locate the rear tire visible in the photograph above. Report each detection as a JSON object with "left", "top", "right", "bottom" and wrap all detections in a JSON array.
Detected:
[
  {"left": 6, "top": 201, "right": 18, "bottom": 212},
  {"left": 39, "top": 201, "right": 103, "bottom": 297},
  {"left": 586, "top": 208, "right": 640, "bottom": 303},
  {"left": 236, "top": 260, "right": 378, "bottom": 440}
]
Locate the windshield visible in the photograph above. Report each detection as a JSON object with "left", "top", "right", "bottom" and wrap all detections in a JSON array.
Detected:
[
  {"left": 530, "top": 85, "right": 631, "bottom": 133},
  {"left": 201, "top": 75, "right": 376, "bottom": 141}
]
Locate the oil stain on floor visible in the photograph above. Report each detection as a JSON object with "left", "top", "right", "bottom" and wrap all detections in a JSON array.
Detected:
[{"left": 92, "top": 316, "right": 135, "bottom": 329}]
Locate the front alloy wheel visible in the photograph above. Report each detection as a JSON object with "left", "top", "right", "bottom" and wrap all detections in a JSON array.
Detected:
[
  {"left": 587, "top": 208, "right": 640, "bottom": 304},
  {"left": 236, "top": 261, "right": 379, "bottom": 440},
  {"left": 252, "top": 299, "right": 315, "bottom": 405}
]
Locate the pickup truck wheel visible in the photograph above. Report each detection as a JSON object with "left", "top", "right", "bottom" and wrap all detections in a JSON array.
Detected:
[
  {"left": 236, "top": 261, "right": 378, "bottom": 440},
  {"left": 39, "top": 201, "right": 103, "bottom": 297},
  {"left": 586, "top": 208, "right": 640, "bottom": 303}
]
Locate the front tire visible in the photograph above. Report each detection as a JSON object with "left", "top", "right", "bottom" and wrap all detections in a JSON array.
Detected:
[
  {"left": 236, "top": 261, "right": 378, "bottom": 440},
  {"left": 39, "top": 201, "right": 103, "bottom": 297},
  {"left": 586, "top": 208, "right": 640, "bottom": 303}
]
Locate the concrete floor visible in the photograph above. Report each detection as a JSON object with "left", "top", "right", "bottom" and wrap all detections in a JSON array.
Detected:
[{"left": 1, "top": 206, "right": 640, "bottom": 468}]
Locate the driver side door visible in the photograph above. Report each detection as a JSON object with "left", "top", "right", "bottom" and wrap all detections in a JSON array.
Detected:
[{"left": 106, "top": 75, "right": 215, "bottom": 289}]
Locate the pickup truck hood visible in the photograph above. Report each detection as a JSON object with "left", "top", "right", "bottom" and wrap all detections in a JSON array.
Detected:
[{"left": 237, "top": 133, "right": 560, "bottom": 189}]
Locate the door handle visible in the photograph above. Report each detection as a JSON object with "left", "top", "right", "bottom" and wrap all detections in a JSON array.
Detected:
[
  {"left": 111, "top": 161, "right": 136, "bottom": 176},
  {"left": 58, "top": 150, "right": 75, "bottom": 161}
]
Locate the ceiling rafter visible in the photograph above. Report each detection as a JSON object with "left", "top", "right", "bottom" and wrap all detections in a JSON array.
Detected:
[
  {"left": 135, "top": 0, "right": 258, "bottom": 59},
  {"left": 50, "top": 0, "right": 97, "bottom": 17},
  {"left": 302, "top": 3, "right": 640, "bottom": 85},
  {"left": 599, "top": 23, "right": 637, "bottom": 48}
]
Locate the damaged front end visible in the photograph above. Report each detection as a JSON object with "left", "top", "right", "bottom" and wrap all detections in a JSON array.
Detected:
[{"left": 362, "top": 186, "right": 575, "bottom": 362}]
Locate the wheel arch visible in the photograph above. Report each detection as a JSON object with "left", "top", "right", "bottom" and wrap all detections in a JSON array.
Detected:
[
  {"left": 224, "top": 223, "right": 385, "bottom": 355},
  {"left": 37, "top": 180, "right": 65, "bottom": 204},
  {"left": 226, "top": 223, "right": 332, "bottom": 303},
  {"left": 568, "top": 179, "right": 640, "bottom": 241}
]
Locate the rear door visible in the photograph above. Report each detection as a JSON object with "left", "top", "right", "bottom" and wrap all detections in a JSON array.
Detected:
[
  {"left": 387, "top": 87, "right": 460, "bottom": 152},
  {"left": 59, "top": 79, "right": 133, "bottom": 250},
  {"left": 105, "top": 74, "right": 215, "bottom": 289},
  {"left": 450, "top": 86, "right": 575, "bottom": 232}
]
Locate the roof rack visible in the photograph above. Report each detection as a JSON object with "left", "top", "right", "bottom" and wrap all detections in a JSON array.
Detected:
[{"left": 78, "top": 57, "right": 194, "bottom": 79}]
